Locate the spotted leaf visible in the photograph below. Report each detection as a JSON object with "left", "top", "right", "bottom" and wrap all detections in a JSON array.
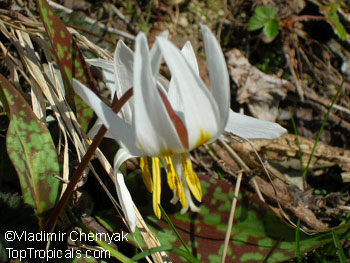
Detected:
[
  {"left": 122, "top": 172, "right": 349, "bottom": 262},
  {"left": 0, "top": 74, "right": 60, "bottom": 228},
  {"left": 37, "top": 0, "right": 96, "bottom": 131}
]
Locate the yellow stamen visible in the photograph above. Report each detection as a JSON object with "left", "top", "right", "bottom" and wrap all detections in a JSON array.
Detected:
[
  {"left": 140, "top": 157, "right": 153, "bottom": 192},
  {"left": 181, "top": 153, "right": 202, "bottom": 202},
  {"left": 164, "top": 156, "right": 176, "bottom": 190},
  {"left": 164, "top": 156, "right": 187, "bottom": 208},
  {"left": 160, "top": 149, "right": 178, "bottom": 157},
  {"left": 152, "top": 157, "right": 161, "bottom": 219},
  {"left": 176, "top": 178, "right": 187, "bottom": 208}
]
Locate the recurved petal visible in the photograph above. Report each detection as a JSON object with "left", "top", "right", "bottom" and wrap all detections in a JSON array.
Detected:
[
  {"left": 150, "top": 30, "right": 169, "bottom": 77},
  {"left": 73, "top": 79, "right": 142, "bottom": 156},
  {"left": 157, "top": 37, "right": 220, "bottom": 150},
  {"left": 87, "top": 118, "right": 113, "bottom": 139},
  {"left": 113, "top": 149, "right": 138, "bottom": 232},
  {"left": 115, "top": 172, "right": 137, "bottom": 232},
  {"left": 133, "top": 33, "right": 185, "bottom": 156},
  {"left": 114, "top": 41, "right": 135, "bottom": 123},
  {"left": 201, "top": 24, "right": 230, "bottom": 132},
  {"left": 224, "top": 110, "right": 287, "bottom": 139},
  {"left": 113, "top": 147, "right": 136, "bottom": 172}
]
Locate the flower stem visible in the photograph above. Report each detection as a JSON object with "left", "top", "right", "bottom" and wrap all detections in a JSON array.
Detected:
[{"left": 45, "top": 88, "right": 133, "bottom": 233}]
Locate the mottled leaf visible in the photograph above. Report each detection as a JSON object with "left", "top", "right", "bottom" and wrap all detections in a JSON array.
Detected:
[
  {"left": 37, "top": 0, "right": 96, "bottom": 131},
  {"left": 123, "top": 172, "right": 349, "bottom": 263},
  {"left": 0, "top": 74, "right": 60, "bottom": 228},
  {"left": 75, "top": 95, "right": 94, "bottom": 132}
]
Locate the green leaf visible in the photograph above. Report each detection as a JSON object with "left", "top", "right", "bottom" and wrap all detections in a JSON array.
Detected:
[
  {"left": 75, "top": 95, "right": 94, "bottom": 132},
  {"left": 263, "top": 20, "right": 280, "bottom": 39},
  {"left": 296, "top": 219, "right": 301, "bottom": 262},
  {"left": 37, "top": 0, "right": 96, "bottom": 131},
  {"left": 132, "top": 246, "right": 201, "bottom": 263},
  {"left": 248, "top": 7, "right": 280, "bottom": 40},
  {"left": 50, "top": 254, "right": 108, "bottom": 263},
  {"left": 328, "top": 3, "right": 347, "bottom": 40},
  {"left": 0, "top": 74, "right": 60, "bottom": 228},
  {"left": 159, "top": 204, "right": 191, "bottom": 254},
  {"left": 332, "top": 230, "right": 347, "bottom": 263},
  {"left": 131, "top": 245, "right": 172, "bottom": 260},
  {"left": 248, "top": 7, "right": 278, "bottom": 30},
  {"left": 130, "top": 173, "right": 350, "bottom": 262}
]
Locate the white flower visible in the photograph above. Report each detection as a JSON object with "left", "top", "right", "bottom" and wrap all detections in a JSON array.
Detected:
[{"left": 73, "top": 25, "right": 286, "bottom": 232}]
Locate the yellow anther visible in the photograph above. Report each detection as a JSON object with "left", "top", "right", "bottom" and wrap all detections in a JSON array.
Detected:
[
  {"left": 181, "top": 153, "right": 202, "bottom": 202},
  {"left": 140, "top": 157, "right": 153, "bottom": 192},
  {"left": 152, "top": 157, "right": 161, "bottom": 219},
  {"left": 164, "top": 156, "right": 188, "bottom": 208},
  {"left": 164, "top": 156, "right": 176, "bottom": 190}
]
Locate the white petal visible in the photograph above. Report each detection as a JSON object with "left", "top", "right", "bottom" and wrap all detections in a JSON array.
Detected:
[
  {"left": 87, "top": 58, "right": 114, "bottom": 69},
  {"left": 157, "top": 37, "right": 220, "bottom": 150},
  {"left": 87, "top": 119, "right": 105, "bottom": 138},
  {"left": 114, "top": 41, "right": 134, "bottom": 95},
  {"left": 157, "top": 75, "right": 170, "bottom": 92},
  {"left": 115, "top": 172, "right": 137, "bottom": 232},
  {"left": 150, "top": 30, "right": 169, "bottom": 77},
  {"left": 167, "top": 41, "right": 199, "bottom": 115},
  {"left": 114, "top": 41, "right": 135, "bottom": 124},
  {"left": 225, "top": 110, "right": 287, "bottom": 139},
  {"left": 180, "top": 41, "right": 199, "bottom": 74},
  {"left": 113, "top": 148, "right": 138, "bottom": 232},
  {"left": 201, "top": 24, "right": 230, "bottom": 132},
  {"left": 113, "top": 147, "right": 137, "bottom": 171},
  {"left": 134, "top": 33, "right": 185, "bottom": 156},
  {"left": 73, "top": 79, "right": 142, "bottom": 155}
]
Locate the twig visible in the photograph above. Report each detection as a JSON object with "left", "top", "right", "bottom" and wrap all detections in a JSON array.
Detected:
[
  {"left": 47, "top": 0, "right": 135, "bottom": 40},
  {"left": 218, "top": 139, "right": 265, "bottom": 202},
  {"left": 0, "top": 8, "right": 34, "bottom": 23},
  {"left": 221, "top": 172, "right": 242, "bottom": 263},
  {"left": 284, "top": 43, "right": 305, "bottom": 101},
  {"left": 109, "top": 3, "right": 138, "bottom": 34},
  {"left": 305, "top": 87, "right": 350, "bottom": 116}
]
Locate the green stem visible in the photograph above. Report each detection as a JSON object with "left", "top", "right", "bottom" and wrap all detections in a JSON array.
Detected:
[
  {"left": 290, "top": 110, "right": 306, "bottom": 189},
  {"left": 301, "top": 79, "right": 344, "bottom": 179}
]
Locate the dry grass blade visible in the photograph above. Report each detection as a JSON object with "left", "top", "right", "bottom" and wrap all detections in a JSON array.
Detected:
[
  {"left": 47, "top": 0, "right": 136, "bottom": 40},
  {"left": 218, "top": 139, "right": 265, "bottom": 202},
  {"left": 221, "top": 172, "right": 243, "bottom": 263},
  {"left": 215, "top": 137, "right": 328, "bottom": 233},
  {"left": 0, "top": 11, "right": 168, "bottom": 260}
]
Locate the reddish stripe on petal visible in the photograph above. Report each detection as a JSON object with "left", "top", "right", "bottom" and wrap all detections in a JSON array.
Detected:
[{"left": 158, "top": 89, "right": 189, "bottom": 150}]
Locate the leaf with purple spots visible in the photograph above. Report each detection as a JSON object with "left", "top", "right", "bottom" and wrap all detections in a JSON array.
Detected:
[
  {"left": 125, "top": 173, "right": 349, "bottom": 262},
  {"left": 0, "top": 74, "right": 60, "bottom": 228},
  {"left": 37, "top": 0, "right": 96, "bottom": 131}
]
